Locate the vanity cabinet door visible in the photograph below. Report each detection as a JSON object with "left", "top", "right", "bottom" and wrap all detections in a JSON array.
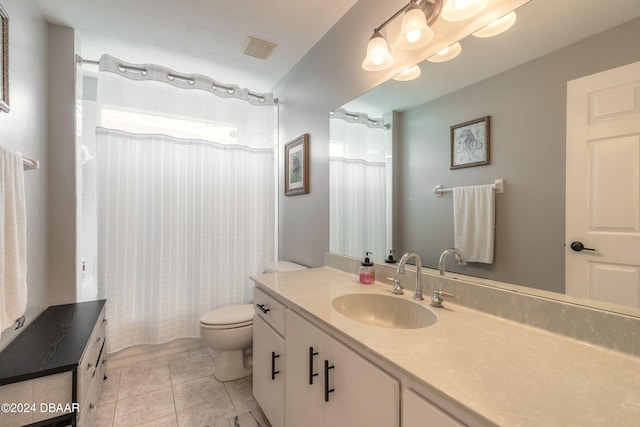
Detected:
[
  {"left": 285, "top": 310, "right": 399, "bottom": 427},
  {"left": 323, "top": 333, "right": 399, "bottom": 427},
  {"left": 253, "top": 315, "right": 285, "bottom": 427},
  {"left": 403, "top": 388, "right": 463, "bottom": 427},
  {"left": 285, "top": 310, "right": 326, "bottom": 427}
]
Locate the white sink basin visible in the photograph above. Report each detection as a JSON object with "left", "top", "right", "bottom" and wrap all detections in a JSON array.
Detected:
[{"left": 331, "top": 293, "right": 437, "bottom": 329}]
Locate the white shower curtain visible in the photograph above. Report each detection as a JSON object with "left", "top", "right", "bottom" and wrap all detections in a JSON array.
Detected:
[
  {"left": 95, "top": 55, "right": 276, "bottom": 352},
  {"left": 329, "top": 110, "right": 390, "bottom": 261}
]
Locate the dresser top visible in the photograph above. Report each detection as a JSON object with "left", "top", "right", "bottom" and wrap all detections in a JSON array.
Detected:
[{"left": 0, "top": 300, "right": 106, "bottom": 385}]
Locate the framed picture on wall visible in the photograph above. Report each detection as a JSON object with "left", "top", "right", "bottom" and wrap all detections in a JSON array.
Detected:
[
  {"left": 284, "top": 133, "right": 309, "bottom": 196},
  {"left": 0, "top": 3, "right": 9, "bottom": 113},
  {"left": 450, "top": 116, "right": 490, "bottom": 169}
]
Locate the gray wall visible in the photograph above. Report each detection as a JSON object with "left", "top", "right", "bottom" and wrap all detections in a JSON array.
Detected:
[
  {"left": 273, "top": 0, "right": 422, "bottom": 267},
  {"left": 0, "top": 1, "right": 49, "bottom": 351},
  {"left": 396, "top": 18, "right": 640, "bottom": 293}
]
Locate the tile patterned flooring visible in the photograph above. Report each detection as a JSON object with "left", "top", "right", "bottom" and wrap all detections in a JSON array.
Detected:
[{"left": 96, "top": 348, "right": 270, "bottom": 427}]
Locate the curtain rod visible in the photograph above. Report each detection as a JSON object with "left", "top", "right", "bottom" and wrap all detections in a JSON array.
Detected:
[
  {"left": 75, "top": 55, "right": 275, "bottom": 104},
  {"left": 23, "top": 156, "right": 39, "bottom": 170}
]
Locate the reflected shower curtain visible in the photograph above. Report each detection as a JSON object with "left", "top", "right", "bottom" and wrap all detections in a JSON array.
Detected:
[
  {"left": 329, "top": 112, "right": 390, "bottom": 261},
  {"left": 95, "top": 55, "right": 276, "bottom": 352}
]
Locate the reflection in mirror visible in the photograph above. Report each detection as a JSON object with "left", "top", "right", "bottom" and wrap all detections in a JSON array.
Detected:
[
  {"left": 329, "top": 108, "right": 393, "bottom": 263},
  {"left": 329, "top": 0, "right": 640, "bottom": 315}
]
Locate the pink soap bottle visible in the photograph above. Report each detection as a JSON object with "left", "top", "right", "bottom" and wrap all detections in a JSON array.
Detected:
[{"left": 359, "top": 252, "right": 375, "bottom": 285}]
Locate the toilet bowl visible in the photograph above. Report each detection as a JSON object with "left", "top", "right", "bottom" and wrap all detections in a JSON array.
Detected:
[
  {"left": 200, "top": 261, "right": 307, "bottom": 382},
  {"left": 200, "top": 304, "right": 254, "bottom": 381}
]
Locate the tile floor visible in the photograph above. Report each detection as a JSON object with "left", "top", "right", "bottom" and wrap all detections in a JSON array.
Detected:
[{"left": 96, "top": 348, "right": 270, "bottom": 427}]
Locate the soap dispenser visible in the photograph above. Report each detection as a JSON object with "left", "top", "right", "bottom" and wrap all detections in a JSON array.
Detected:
[{"left": 359, "top": 252, "right": 375, "bottom": 285}]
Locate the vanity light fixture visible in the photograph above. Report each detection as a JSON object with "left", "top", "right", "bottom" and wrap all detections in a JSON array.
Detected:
[
  {"left": 472, "top": 11, "right": 517, "bottom": 38},
  {"left": 361, "top": 0, "right": 443, "bottom": 71},
  {"left": 427, "top": 42, "right": 462, "bottom": 62},
  {"left": 393, "top": 65, "right": 422, "bottom": 81},
  {"left": 441, "top": 0, "right": 489, "bottom": 22}
]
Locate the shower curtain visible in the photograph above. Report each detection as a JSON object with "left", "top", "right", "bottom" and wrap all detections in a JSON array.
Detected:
[
  {"left": 95, "top": 55, "right": 277, "bottom": 352},
  {"left": 329, "top": 109, "right": 390, "bottom": 261}
]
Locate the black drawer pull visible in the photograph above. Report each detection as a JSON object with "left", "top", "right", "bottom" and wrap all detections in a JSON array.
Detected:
[
  {"left": 309, "top": 347, "right": 319, "bottom": 385},
  {"left": 271, "top": 351, "right": 280, "bottom": 380},
  {"left": 256, "top": 304, "right": 270, "bottom": 314},
  {"left": 324, "top": 360, "right": 335, "bottom": 402}
]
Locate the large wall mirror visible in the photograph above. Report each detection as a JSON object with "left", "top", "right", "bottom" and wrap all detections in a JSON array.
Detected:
[{"left": 330, "top": 0, "right": 640, "bottom": 314}]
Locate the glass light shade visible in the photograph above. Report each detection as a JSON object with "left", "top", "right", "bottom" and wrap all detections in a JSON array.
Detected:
[
  {"left": 441, "top": 0, "right": 489, "bottom": 22},
  {"left": 396, "top": 4, "right": 433, "bottom": 50},
  {"left": 427, "top": 42, "right": 462, "bottom": 63},
  {"left": 362, "top": 31, "right": 394, "bottom": 71},
  {"left": 393, "top": 65, "right": 421, "bottom": 81},
  {"left": 473, "top": 11, "right": 517, "bottom": 38}
]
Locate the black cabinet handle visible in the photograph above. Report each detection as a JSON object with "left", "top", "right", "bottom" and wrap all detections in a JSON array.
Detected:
[
  {"left": 256, "top": 304, "right": 270, "bottom": 314},
  {"left": 570, "top": 241, "right": 597, "bottom": 252},
  {"left": 324, "top": 360, "right": 335, "bottom": 402},
  {"left": 309, "top": 347, "right": 319, "bottom": 385},
  {"left": 271, "top": 351, "right": 280, "bottom": 380}
]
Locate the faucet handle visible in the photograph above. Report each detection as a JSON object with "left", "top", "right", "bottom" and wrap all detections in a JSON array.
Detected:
[
  {"left": 430, "top": 290, "right": 455, "bottom": 307},
  {"left": 387, "top": 277, "right": 404, "bottom": 295}
]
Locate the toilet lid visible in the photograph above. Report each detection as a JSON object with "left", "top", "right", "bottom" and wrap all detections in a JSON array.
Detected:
[{"left": 200, "top": 304, "right": 254, "bottom": 326}]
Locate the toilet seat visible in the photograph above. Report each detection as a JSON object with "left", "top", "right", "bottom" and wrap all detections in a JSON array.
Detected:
[{"left": 200, "top": 304, "right": 254, "bottom": 329}]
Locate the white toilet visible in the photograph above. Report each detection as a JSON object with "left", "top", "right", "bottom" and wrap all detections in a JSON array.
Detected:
[{"left": 200, "top": 261, "right": 307, "bottom": 381}]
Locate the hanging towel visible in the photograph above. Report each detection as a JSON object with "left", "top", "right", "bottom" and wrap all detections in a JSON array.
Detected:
[
  {"left": 0, "top": 147, "right": 28, "bottom": 334},
  {"left": 453, "top": 184, "right": 495, "bottom": 264}
]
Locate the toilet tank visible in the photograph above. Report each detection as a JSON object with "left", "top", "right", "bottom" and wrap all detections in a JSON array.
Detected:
[{"left": 264, "top": 261, "right": 308, "bottom": 273}]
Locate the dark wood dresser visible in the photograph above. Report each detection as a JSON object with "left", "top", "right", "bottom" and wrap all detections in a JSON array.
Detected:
[{"left": 0, "top": 300, "right": 107, "bottom": 427}]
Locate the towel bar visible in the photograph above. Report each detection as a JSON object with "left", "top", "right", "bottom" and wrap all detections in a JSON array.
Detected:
[{"left": 433, "top": 179, "right": 504, "bottom": 197}]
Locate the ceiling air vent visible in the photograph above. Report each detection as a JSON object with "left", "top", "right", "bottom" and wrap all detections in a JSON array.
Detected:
[{"left": 243, "top": 36, "right": 277, "bottom": 60}]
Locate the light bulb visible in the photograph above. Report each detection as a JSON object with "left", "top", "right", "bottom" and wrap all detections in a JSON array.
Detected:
[
  {"left": 406, "top": 29, "right": 422, "bottom": 43},
  {"left": 438, "top": 46, "right": 450, "bottom": 56},
  {"left": 396, "top": 3, "right": 432, "bottom": 50},
  {"left": 370, "top": 37, "right": 388, "bottom": 65}
]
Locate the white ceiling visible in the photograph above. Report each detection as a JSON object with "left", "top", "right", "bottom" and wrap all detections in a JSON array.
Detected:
[
  {"left": 37, "top": 0, "right": 640, "bottom": 100},
  {"left": 37, "top": 0, "right": 359, "bottom": 92}
]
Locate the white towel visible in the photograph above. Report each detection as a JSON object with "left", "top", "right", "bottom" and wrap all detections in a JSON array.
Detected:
[
  {"left": 0, "top": 147, "right": 28, "bottom": 334},
  {"left": 453, "top": 184, "right": 495, "bottom": 264}
]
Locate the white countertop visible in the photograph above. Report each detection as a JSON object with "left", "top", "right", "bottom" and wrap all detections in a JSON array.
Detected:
[{"left": 251, "top": 267, "right": 640, "bottom": 426}]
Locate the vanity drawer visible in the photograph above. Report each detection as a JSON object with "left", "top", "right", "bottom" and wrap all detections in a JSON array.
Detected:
[
  {"left": 77, "top": 306, "right": 107, "bottom": 406},
  {"left": 254, "top": 287, "right": 286, "bottom": 335}
]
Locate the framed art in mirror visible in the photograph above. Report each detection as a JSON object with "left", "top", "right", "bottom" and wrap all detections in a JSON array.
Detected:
[
  {"left": 284, "top": 133, "right": 309, "bottom": 196},
  {"left": 0, "top": 3, "right": 8, "bottom": 113},
  {"left": 451, "top": 116, "right": 490, "bottom": 169}
]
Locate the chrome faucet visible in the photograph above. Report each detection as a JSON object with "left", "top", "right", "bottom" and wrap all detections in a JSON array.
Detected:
[
  {"left": 438, "top": 248, "right": 467, "bottom": 276},
  {"left": 396, "top": 252, "right": 423, "bottom": 300}
]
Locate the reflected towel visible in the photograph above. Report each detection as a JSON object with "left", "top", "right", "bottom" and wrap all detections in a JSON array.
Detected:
[
  {"left": 453, "top": 184, "right": 495, "bottom": 264},
  {"left": 0, "top": 147, "right": 28, "bottom": 333}
]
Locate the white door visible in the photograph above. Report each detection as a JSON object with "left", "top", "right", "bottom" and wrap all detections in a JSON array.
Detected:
[{"left": 566, "top": 61, "right": 640, "bottom": 307}]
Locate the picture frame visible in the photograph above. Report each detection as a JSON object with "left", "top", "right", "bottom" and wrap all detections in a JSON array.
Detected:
[
  {"left": 284, "top": 133, "right": 309, "bottom": 196},
  {"left": 0, "top": 3, "right": 8, "bottom": 113},
  {"left": 450, "top": 116, "right": 490, "bottom": 169}
]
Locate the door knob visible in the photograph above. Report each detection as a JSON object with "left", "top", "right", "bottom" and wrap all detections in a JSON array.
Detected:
[{"left": 570, "top": 241, "right": 597, "bottom": 252}]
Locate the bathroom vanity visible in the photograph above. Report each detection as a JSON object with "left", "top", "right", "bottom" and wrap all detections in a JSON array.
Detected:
[{"left": 251, "top": 266, "right": 640, "bottom": 426}]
